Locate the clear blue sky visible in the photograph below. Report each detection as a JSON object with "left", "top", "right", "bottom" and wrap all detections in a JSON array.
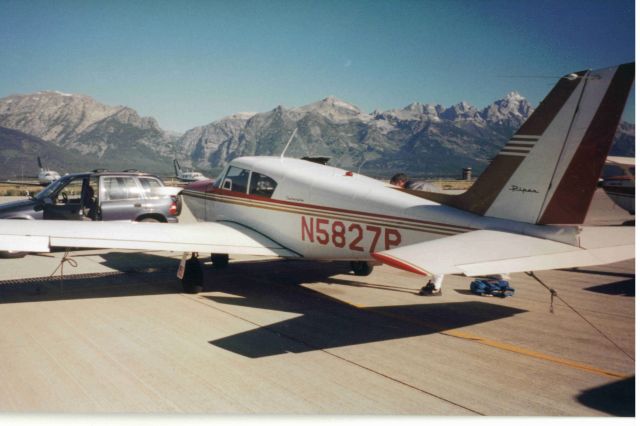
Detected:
[{"left": 0, "top": 0, "right": 635, "bottom": 132}]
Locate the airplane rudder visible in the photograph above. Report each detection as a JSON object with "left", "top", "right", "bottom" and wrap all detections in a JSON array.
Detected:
[
  {"left": 445, "top": 67, "right": 589, "bottom": 218},
  {"left": 537, "top": 62, "right": 635, "bottom": 224}
]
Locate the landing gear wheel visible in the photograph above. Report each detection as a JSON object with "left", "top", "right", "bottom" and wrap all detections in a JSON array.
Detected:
[
  {"left": 181, "top": 253, "right": 203, "bottom": 294},
  {"left": 139, "top": 217, "right": 160, "bottom": 223},
  {"left": 419, "top": 281, "right": 442, "bottom": 296},
  {"left": 0, "top": 251, "right": 27, "bottom": 259},
  {"left": 350, "top": 261, "right": 374, "bottom": 276},
  {"left": 211, "top": 253, "right": 229, "bottom": 269}
]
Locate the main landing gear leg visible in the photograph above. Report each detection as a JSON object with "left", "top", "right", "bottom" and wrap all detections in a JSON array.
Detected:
[
  {"left": 181, "top": 252, "right": 204, "bottom": 294},
  {"left": 419, "top": 273, "right": 443, "bottom": 296}
]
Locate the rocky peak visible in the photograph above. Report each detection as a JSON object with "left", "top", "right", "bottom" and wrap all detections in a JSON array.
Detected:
[
  {"left": 482, "top": 92, "right": 533, "bottom": 124},
  {"left": 505, "top": 91, "right": 524, "bottom": 101},
  {"left": 403, "top": 102, "right": 423, "bottom": 113},
  {"left": 379, "top": 102, "right": 443, "bottom": 122},
  {"left": 223, "top": 112, "right": 256, "bottom": 121},
  {"left": 0, "top": 90, "right": 178, "bottom": 166},
  {"left": 441, "top": 101, "right": 481, "bottom": 121},
  {"left": 107, "top": 107, "right": 161, "bottom": 130},
  {"left": 293, "top": 96, "right": 364, "bottom": 122},
  {"left": 0, "top": 91, "right": 121, "bottom": 142}
]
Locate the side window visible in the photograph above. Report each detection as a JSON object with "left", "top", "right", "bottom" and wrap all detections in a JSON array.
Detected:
[
  {"left": 249, "top": 173, "right": 277, "bottom": 198},
  {"left": 138, "top": 177, "right": 162, "bottom": 197},
  {"left": 102, "top": 177, "right": 142, "bottom": 201},
  {"left": 222, "top": 166, "right": 250, "bottom": 193},
  {"left": 55, "top": 176, "right": 85, "bottom": 204}
]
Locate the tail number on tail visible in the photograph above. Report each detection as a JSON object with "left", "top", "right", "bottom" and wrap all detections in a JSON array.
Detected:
[{"left": 301, "top": 216, "right": 401, "bottom": 252}]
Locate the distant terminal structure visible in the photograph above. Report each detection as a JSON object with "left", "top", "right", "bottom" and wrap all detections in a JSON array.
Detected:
[{"left": 462, "top": 167, "right": 472, "bottom": 181}]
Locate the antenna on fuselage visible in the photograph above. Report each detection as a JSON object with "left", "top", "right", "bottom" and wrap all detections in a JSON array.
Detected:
[
  {"left": 280, "top": 128, "right": 298, "bottom": 159},
  {"left": 357, "top": 159, "right": 368, "bottom": 175}
]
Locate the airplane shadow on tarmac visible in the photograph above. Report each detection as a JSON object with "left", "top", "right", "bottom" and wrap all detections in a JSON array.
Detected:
[
  {"left": 584, "top": 279, "right": 635, "bottom": 297},
  {"left": 576, "top": 376, "right": 635, "bottom": 417},
  {"left": 204, "top": 259, "right": 527, "bottom": 358},
  {"left": 0, "top": 253, "right": 412, "bottom": 303},
  {"left": 559, "top": 267, "right": 635, "bottom": 296},
  {"left": 0, "top": 253, "right": 526, "bottom": 360}
]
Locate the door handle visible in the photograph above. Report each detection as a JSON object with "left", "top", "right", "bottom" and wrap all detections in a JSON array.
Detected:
[{"left": 134, "top": 203, "right": 142, "bottom": 208}]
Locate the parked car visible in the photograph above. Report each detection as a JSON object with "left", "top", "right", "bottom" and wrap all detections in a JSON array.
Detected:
[{"left": 0, "top": 170, "right": 182, "bottom": 258}]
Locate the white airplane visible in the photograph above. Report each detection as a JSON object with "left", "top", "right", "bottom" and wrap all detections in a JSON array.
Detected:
[
  {"left": 174, "top": 159, "right": 208, "bottom": 182},
  {"left": 37, "top": 156, "right": 61, "bottom": 185},
  {"left": 601, "top": 156, "right": 634, "bottom": 214},
  {"left": 0, "top": 63, "right": 634, "bottom": 295}
]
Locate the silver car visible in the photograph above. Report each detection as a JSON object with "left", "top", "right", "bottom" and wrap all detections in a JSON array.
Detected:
[{"left": 0, "top": 170, "right": 182, "bottom": 257}]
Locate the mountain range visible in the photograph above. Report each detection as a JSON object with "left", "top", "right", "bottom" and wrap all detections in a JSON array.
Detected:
[{"left": 0, "top": 90, "right": 634, "bottom": 179}]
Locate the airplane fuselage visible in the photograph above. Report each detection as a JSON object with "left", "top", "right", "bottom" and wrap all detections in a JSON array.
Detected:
[
  {"left": 178, "top": 172, "right": 208, "bottom": 182},
  {"left": 38, "top": 169, "right": 61, "bottom": 186},
  {"left": 181, "top": 156, "right": 580, "bottom": 261}
]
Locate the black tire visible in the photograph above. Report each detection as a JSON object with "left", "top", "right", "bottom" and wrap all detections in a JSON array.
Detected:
[
  {"left": 0, "top": 251, "right": 27, "bottom": 259},
  {"left": 181, "top": 256, "right": 204, "bottom": 294},
  {"left": 350, "top": 261, "right": 374, "bottom": 276},
  {"left": 139, "top": 217, "right": 160, "bottom": 223},
  {"left": 211, "top": 253, "right": 229, "bottom": 269}
]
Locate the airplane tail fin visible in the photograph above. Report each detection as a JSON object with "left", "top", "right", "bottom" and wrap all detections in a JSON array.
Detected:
[
  {"left": 413, "top": 63, "right": 634, "bottom": 225},
  {"left": 174, "top": 159, "right": 181, "bottom": 176}
]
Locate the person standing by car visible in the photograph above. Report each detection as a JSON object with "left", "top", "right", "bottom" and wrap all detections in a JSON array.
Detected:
[{"left": 81, "top": 180, "right": 97, "bottom": 220}]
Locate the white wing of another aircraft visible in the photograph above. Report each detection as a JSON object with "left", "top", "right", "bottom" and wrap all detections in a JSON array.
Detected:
[
  {"left": 606, "top": 156, "right": 635, "bottom": 167},
  {"left": 0, "top": 220, "right": 299, "bottom": 258}
]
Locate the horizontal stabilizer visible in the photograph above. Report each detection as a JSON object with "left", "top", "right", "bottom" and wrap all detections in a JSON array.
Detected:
[
  {"left": 372, "top": 228, "right": 634, "bottom": 276},
  {"left": 0, "top": 220, "right": 299, "bottom": 258}
]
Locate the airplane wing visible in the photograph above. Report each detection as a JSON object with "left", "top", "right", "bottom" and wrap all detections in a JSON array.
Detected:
[
  {"left": 606, "top": 156, "right": 635, "bottom": 167},
  {"left": 371, "top": 227, "right": 634, "bottom": 277},
  {"left": 0, "top": 220, "right": 299, "bottom": 258}
]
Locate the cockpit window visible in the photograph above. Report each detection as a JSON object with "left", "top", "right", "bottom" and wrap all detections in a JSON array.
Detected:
[
  {"left": 222, "top": 166, "right": 250, "bottom": 193},
  {"left": 249, "top": 173, "right": 277, "bottom": 198}
]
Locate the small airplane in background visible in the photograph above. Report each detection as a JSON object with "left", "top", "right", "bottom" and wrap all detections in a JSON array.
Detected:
[
  {"left": 174, "top": 159, "right": 208, "bottom": 182},
  {"left": 600, "top": 156, "right": 635, "bottom": 215},
  {"left": 37, "top": 156, "right": 61, "bottom": 186},
  {"left": 0, "top": 63, "right": 634, "bottom": 296}
]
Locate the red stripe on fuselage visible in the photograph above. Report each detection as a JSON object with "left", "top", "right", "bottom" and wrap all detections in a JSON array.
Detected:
[{"left": 184, "top": 186, "right": 478, "bottom": 232}]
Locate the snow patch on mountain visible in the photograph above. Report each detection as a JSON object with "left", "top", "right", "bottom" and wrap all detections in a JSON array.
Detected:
[{"left": 293, "top": 96, "right": 371, "bottom": 122}]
